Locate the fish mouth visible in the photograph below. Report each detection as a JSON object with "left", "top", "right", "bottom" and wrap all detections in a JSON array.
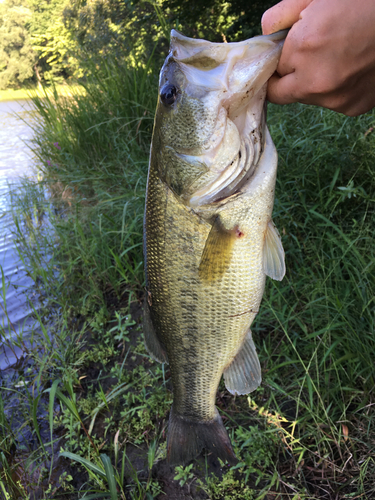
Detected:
[{"left": 170, "top": 30, "right": 286, "bottom": 207}]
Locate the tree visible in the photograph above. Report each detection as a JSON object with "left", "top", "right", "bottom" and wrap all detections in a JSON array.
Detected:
[
  {"left": 0, "top": 0, "right": 36, "bottom": 89},
  {"left": 29, "top": 0, "right": 81, "bottom": 83},
  {"left": 63, "top": 0, "right": 280, "bottom": 70}
]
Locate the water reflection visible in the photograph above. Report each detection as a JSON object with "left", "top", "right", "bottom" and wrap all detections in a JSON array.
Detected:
[{"left": 0, "top": 100, "right": 39, "bottom": 368}]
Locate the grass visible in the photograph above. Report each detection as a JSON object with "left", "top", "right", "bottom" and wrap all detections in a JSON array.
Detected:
[
  {"left": 258, "top": 104, "right": 375, "bottom": 496},
  {"left": 1, "top": 53, "right": 374, "bottom": 499},
  {"left": 19, "top": 58, "right": 156, "bottom": 317},
  {"left": 0, "top": 84, "right": 85, "bottom": 102}
]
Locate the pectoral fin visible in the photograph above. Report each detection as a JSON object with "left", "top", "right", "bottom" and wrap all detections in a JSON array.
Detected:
[
  {"left": 263, "top": 220, "right": 286, "bottom": 281},
  {"left": 224, "top": 330, "right": 261, "bottom": 395},
  {"left": 199, "top": 216, "right": 242, "bottom": 281},
  {"left": 143, "top": 300, "right": 168, "bottom": 363}
]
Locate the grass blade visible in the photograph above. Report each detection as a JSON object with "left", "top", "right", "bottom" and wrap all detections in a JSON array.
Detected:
[
  {"left": 60, "top": 451, "right": 106, "bottom": 477},
  {"left": 101, "top": 454, "right": 118, "bottom": 500}
]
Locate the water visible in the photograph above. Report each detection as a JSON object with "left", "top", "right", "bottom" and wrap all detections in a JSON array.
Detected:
[{"left": 0, "top": 100, "right": 39, "bottom": 369}]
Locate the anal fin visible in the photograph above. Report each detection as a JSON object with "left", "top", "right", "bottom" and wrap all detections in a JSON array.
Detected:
[
  {"left": 263, "top": 220, "right": 286, "bottom": 281},
  {"left": 224, "top": 330, "right": 261, "bottom": 395},
  {"left": 143, "top": 300, "right": 168, "bottom": 364}
]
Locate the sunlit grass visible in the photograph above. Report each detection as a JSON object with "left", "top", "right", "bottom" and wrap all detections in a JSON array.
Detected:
[{"left": 0, "top": 84, "right": 85, "bottom": 102}]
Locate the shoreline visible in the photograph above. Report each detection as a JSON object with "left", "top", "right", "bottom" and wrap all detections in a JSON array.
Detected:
[{"left": 0, "top": 84, "right": 85, "bottom": 103}]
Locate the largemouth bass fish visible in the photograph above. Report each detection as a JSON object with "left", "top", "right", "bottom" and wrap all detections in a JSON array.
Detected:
[{"left": 143, "top": 29, "right": 286, "bottom": 465}]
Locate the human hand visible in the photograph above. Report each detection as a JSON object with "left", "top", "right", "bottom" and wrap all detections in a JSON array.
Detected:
[{"left": 262, "top": 0, "right": 375, "bottom": 116}]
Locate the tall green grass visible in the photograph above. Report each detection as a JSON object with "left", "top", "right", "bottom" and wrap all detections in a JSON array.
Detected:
[
  {"left": 24, "top": 58, "right": 158, "bottom": 318},
  {"left": 257, "top": 105, "right": 375, "bottom": 495},
  {"left": 3, "top": 56, "right": 375, "bottom": 498},
  {"left": 266, "top": 104, "right": 375, "bottom": 400}
]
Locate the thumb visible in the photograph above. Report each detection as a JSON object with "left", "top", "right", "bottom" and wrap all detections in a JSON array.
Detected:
[{"left": 262, "top": 0, "right": 314, "bottom": 34}]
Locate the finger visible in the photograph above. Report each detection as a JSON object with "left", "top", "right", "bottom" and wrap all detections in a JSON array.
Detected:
[
  {"left": 261, "top": 0, "right": 314, "bottom": 35},
  {"left": 275, "top": 25, "right": 304, "bottom": 76},
  {"left": 266, "top": 73, "right": 300, "bottom": 105}
]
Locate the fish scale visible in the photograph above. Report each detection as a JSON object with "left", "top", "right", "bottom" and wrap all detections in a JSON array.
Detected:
[{"left": 143, "top": 29, "right": 287, "bottom": 465}]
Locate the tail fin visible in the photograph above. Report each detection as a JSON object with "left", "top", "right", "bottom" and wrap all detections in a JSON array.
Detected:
[{"left": 167, "top": 405, "right": 238, "bottom": 465}]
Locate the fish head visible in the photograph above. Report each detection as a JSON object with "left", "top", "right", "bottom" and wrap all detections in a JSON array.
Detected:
[{"left": 153, "top": 29, "right": 287, "bottom": 206}]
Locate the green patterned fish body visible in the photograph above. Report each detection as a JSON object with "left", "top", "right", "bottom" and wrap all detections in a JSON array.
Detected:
[{"left": 143, "top": 30, "right": 286, "bottom": 465}]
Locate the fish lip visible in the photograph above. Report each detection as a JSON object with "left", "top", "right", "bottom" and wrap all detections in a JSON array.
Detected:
[{"left": 169, "top": 28, "right": 289, "bottom": 51}]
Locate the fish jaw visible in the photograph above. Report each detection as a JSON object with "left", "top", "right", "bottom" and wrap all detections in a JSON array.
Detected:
[
  {"left": 170, "top": 29, "right": 287, "bottom": 106},
  {"left": 155, "top": 30, "right": 286, "bottom": 207}
]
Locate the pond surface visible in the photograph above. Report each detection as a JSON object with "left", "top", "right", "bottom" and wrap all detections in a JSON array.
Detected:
[{"left": 0, "top": 100, "right": 39, "bottom": 369}]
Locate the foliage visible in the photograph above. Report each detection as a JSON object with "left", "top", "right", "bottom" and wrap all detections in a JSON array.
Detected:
[
  {"left": 264, "top": 103, "right": 375, "bottom": 408},
  {"left": 29, "top": 0, "right": 82, "bottom": 83},
  {"left": 163, "top": 0, "right": 277, "bottom": 41},
  {"left": 0, "top": 0, "right": 36, "bottom": 89},
  {"left": 234, "top": 425, "right": 278, "bottom": 484},
  {"left": 203, "top": 468, "right": 256, "bottom": 500},
  {"left": 225, "top": 0, "right": 277, "bottom": 41},
  {"left": 24, "top": 58, "right": 156, "bottom": 314},
  {"left": 174, "top": 463, "right": 194, "bottom": 486},
  {"left": 63, "top": 0, "right": 138, "bottom": 60},
  {"left": 63, "top": 0, "right": 279, "bottom": 70},
  {"left": 0, "top": 0, "right": 81, "bottom": 87}
]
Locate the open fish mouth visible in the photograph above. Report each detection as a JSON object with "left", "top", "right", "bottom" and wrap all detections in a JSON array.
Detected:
[{"left": 166, "top": 29, "right": 287, "bottom": 207}]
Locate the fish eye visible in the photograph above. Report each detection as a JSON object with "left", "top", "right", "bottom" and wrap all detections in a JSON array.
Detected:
[{"left": 160, "top": 84, "right": 178, "bottom": 106}]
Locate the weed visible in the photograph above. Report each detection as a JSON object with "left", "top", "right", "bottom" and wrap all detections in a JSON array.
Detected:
[
  {"left": 174, "top": 463, "right": 194, "bottom": 486},
  {"left": 233, "top": 425, "right": 278, "bottom": 485},
  {"left": 202, "top": 468, "right": 255, "bottom": 500}
]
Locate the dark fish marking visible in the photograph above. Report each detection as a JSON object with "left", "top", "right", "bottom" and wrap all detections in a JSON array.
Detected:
[{"left": 228, "top": 309, "right": 258, "bottom": 318}]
